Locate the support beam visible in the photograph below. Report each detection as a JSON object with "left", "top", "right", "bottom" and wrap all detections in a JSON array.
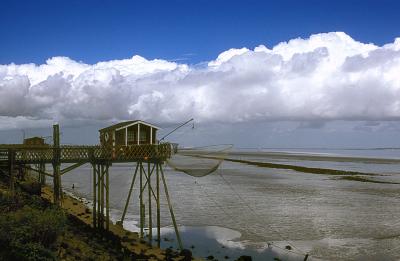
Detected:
[
  {"left": 100, "top": 164, "right": 105, "bottom": 229},
  {"left": 106, "top": 164, "right": 110, "bottom": 230},
  {"left": 52, "top": 124, "right": 62, "bottom": 205},
  {"left": 148, "top": 161, "right": 152, "bottom": 244},
  {"left": 120, "top": 163, "right": 139, "bottom": 224},
  {"left": 97, "top": 164, "right": 101, "bottom": 229},
  {"left": 150, "top": 127, "right": 153, "bottom": 144},
  {"left": 92, "top": 163, "right": 97, "bottom": 229},
  {"left": 125, "top": 127, "right": 128, "bottom": 146},
  {"left": 22, "top": 165, "right": 52, "bottom": 177},
  {"left": 61, "top": 162, "right": 86, "bottom": 175},
  {"left": 137, "top": 123, "right": 140, "bottom": 145},
  {"left": 160, "top": 164, "right": 183, "bottom": 250},
  {"left": 139, "top": 161, "right": 144, "bottom": 237},
  {"left": 156, "top": 163, "right": 161, "bottom": 247},
  {"left": 39, "top": 163, "right": 46, "bottom": 185}
]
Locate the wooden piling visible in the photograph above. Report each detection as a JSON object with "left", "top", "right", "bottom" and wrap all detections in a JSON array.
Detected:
[
  {"left": 52, "top": 124, "right": 61, "bottom": 205},
  {"left": 39, "top": 163, "right": 46, "bottom": 185},
  {"left": 92, "top": 163, "right": 97, "bottom": 228},
  {"left": 121, "top": 163, "right": 139, "bottom": 223},
  {"left": 156, "top": 162, "right": 161, "bottom": 247},
  {"left": 160, "top": 164, "right": 183, "bottom": 250},
  {"left": 97, "top": 164, "right": 101, "bottom": 229},
  {"left": 139, "top": 161, "right": 144, "bottom": 238},
  {"left": 148, "top": 161, "right": 152, "bottom": 244},
  {"left": 105, "top": 164, "right": 110, "bottom": 230},
  {"left": 100, "top": 164, "right": 105, "bottom": 229}
]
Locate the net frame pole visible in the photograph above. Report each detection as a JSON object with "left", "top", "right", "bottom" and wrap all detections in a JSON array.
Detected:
[{"left": 160, "top": 164, "right": 183, "bottom": 250}]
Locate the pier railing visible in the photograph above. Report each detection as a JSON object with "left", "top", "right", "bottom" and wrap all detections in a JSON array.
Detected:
[{"left": 0, "top": 143, "right": 172, "bottom": 164}]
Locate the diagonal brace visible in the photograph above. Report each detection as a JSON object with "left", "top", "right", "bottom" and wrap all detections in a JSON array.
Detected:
[
  {"left": 23, "top": 165, "right": 53, "bottom": 177},
  {"left": 61, "top": 162, "right": 86, "bottom": 175}
]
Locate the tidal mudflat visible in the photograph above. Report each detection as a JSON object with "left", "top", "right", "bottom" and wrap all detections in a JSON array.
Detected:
[{"left": 61, "top": 149, "right": 400, "bottom": 260}]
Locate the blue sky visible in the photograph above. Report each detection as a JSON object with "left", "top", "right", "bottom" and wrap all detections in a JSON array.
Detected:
[
  {"left": 1, "top": 0, "right": 399, "bottom": 64},
  {"left": 1, "top": 0, "right": 400, "bottom": 148}
]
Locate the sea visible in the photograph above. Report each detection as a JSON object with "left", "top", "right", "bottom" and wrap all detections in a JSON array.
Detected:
[{"left": 58, "top": 148, "right": 400, "bottom": 261}]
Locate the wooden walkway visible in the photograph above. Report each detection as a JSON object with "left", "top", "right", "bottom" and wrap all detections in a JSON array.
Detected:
[
  {"left": 0, "top": 143, "right": 172, "bottom": 164},
  {"left": 0, "top": 124, "right": 182, "bottom": 249}
]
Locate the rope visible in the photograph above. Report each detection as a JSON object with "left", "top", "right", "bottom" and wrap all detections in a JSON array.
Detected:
[
  {"left": 185, "top": 164, "right": 306, "bottom": 258},
  {"left": 216, "top": 164, "right": 309, "bottom": 257},
  {"left": 193, "top": 177, "right": 305, "bottom": 256}
]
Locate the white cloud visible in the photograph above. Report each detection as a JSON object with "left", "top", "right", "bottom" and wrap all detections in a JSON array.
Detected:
[{"left": 1, "top": 32, "right": 400, "bottom": 129}]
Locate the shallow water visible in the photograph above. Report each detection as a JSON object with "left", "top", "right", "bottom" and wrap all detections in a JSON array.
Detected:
[{"left": 58, "top": 150, "right": 400, "bottom": 261}]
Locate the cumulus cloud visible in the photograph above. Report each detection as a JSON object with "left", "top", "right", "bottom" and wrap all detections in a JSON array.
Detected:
[{"left": 1, "top": 32, "right": 400, "bottom": 129}]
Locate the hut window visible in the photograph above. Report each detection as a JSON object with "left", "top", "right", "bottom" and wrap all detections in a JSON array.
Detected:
[
  {"left": 139, "top": 131, "right": 147, "bottom": 142},
  {"left": 127, "top": 130, "right": 135, "bottom": 142}
]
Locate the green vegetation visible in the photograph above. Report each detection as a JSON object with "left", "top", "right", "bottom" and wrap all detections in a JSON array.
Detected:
[
  {"left": 339, "top": 175, "right": 399, "bottom": 184},
  {"left": 0, "top": 191, "right": 66, "bottom": 260}
]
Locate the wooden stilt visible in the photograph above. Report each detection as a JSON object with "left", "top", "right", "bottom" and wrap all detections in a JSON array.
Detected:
[
  {"left": 39, "top": 163, "right": 46, "bottom": 185},
  {"left": 121, "top": 163, "right": 139, "bottom": 224},
  {"left": 52, "top": 124, "right": 61, "bottom": 205},
  {"left": 139, "top": 161, "right": 144, "bottom": 238},
  {"left": 156, "top": 162, "right": 161, "bottom": 247},
  {"left": 92, "top": 163, "right": 97, "bottom": 228},
  {"left": 160, "top": 164, "right": 183, "bottom": 250},
  {"left": 105, "top": 164, "right": 110, "bottom": 230},
  {"left": 148, "top": 161, "right": 152, "bottom": 244},
  {"left": 97, "top": 164, "right": 101, "bottom": 229},
  {"left": 100, "top": 164, "right": 105, "bottom": 229}
]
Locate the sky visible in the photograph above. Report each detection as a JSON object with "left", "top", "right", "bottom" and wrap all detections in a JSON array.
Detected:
[{"left": 1, "top": 0, "right": 400, "bottom": 148}]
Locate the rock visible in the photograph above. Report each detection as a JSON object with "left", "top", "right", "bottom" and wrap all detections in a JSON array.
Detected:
[
  {"left": 236, "top": 256, "right": 252, "bottom": 261},
  {"left": 19, "top": 181, "right": 41, "bottom": 195},
  {"left": 285, "top": 245, "right": 292, "bottom": 250},
  {"left": 207, "top": 256, "right": 214, "bottom": 260},
  {"left": 180, "top": 249, "right": 192, "bottom": 261}
]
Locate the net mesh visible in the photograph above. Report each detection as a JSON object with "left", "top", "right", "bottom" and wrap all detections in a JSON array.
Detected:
[{"left": 166, "top": 144, "right": 233, "bottom": 177}]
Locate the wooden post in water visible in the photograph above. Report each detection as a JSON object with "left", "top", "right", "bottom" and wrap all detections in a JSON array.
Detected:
[
  {"left": 156, "top": 162, "right": 161, "bottom": 247},
  {"left": 120, "top": 163, "right": 139, "bottom": 224},
  {"left": 160, "top": 164, "right": 183, "bottom": 250},
  {"left": 148, "top": 161, "right": 152, "bottom": 244},
  {"left": 139, "top": 161, "right": 144, "bottom": 238}
]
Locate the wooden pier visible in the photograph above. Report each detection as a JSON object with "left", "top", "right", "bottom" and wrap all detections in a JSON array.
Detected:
[{"left": 0, "top": 124, "right": 182, "bottom": 249}]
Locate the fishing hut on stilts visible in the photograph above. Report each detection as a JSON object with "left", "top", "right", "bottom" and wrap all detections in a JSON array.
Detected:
[{"left": 0, "top": 120, "right": 182, "bottom": 249}]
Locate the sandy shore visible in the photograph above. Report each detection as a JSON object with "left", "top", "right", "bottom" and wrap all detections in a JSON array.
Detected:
[{"left": 41, "top": 185, "right": 201, "bottom": 261}]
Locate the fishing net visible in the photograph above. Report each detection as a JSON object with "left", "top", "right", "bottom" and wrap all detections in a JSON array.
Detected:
[{"left": 166, "top": 144, "right": 233, "bottom": 177}]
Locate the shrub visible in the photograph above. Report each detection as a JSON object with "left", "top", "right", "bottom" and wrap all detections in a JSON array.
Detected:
[{"left": 0, "top": 206, "right": 66, "bottom": 260}]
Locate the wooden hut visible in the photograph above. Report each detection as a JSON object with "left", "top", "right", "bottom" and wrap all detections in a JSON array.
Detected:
[
  {"left": 23, "top": 136, "right": 46, "bottom": 146},
  {"left": 99, "top": 120, "right": 159, "bottom": 146}
]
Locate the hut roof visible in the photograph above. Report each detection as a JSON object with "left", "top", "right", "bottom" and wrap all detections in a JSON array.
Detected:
[{"left": 99, "top": 120, "right": 160, "bottom": 132}]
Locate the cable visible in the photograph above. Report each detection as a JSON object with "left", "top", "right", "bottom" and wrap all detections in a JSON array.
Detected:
[{"left": 216, "top": 165, "right": 309, "bottom": 257}]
